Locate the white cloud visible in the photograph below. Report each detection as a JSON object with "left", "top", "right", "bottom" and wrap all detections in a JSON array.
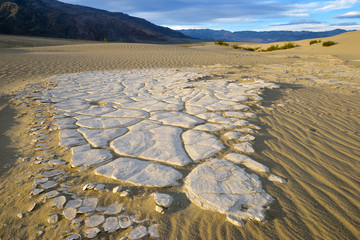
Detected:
[
  {"left": 55, "top": 0, "right": 360, "bottom": 31},
  {"left": 334, "top": 11, "right": 360, "bottom": 18},
  {"left": 317, "top": 0, "right": 358, "bottom": 11},
  {"left": 286, "top": 12, "right": 311, "bottom": 17},
  {"left": 267, "top": 22, "right": 360, "bottom": 31},
  {"left": 213, "top": 17, "right": 256, "bottom": 23},
  {"left": 165, "top": 25, "right": 203, "bottom": 30},
  {"left": 284, "top": 2, "right": 319, "bottom": 17},
  {"left": 285, "top": 0, "right": 358, "bottom": 17}
]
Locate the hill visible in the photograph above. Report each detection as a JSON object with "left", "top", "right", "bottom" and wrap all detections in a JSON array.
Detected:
[
  {"left": 0, "top": 0, "right": 189, "bottom": 43},
  {"left": 179, "top": 29, "right": 349, "bottom": 43}
]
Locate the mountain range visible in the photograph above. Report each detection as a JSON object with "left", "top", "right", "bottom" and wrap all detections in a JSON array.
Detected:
[
  {"left": 179, "top": 29, "right": 349, "bottom": 43},
  {"left": 0, "top": 0, "right": 350, "bottom": 44},
  {"left": 0, "top": 0, "right": 189, "bottom": 43}
]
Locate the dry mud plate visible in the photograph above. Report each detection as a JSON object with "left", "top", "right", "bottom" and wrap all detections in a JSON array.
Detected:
[{"left": 11, "top": 67, "right": 287, "bottom": 239}]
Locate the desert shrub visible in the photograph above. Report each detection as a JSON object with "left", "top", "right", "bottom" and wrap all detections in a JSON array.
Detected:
[
  {"left": 215, "top": 40, "right": 225, "bottom": 45},
  {"left": 232, "top": 44, "right": 239, "bottom": 49},
  {"left": 263, "top": 42, "right": 299, "bottom": 52},
  {"left": 309, "top": 40, "right": 319, "bottom": 45},
  {"left": 215, "top": 40, "right": 229, "bottom": 46},
  {"left": 280, "top": 42, "right": 298, "bottom": 49},
  {"left": 266, "top": 44, "right": 280, "bottom": 51},
  {"left": 239, "top": 46, "right": 260, "bottom": 51},
  {"left": 322, "top": 40, "right": 336, "bottom": 47}
]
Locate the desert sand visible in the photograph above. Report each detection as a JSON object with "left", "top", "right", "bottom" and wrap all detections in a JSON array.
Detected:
[{"left": 0, "top": 31, "right": 359, "bottom": 240}]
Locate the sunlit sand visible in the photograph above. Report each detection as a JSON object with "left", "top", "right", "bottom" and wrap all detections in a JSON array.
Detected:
[{"left": 0, "top": 31, "right": 359, "bottom": 239}]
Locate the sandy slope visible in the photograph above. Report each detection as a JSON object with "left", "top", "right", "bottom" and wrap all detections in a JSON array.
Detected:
[
  {"left": 237, "top": 30, "right": 360, "bottom": 66},
  {"left": 0, "top": 32, "right": 359, "bottom": 239},
  {"left": 277, "top": 30, "right": 360, "bottom": 66}
]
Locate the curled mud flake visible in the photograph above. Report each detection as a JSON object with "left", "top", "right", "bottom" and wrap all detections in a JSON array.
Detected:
[
  {"left": 47, "top": 214, "right": 59, "bottom": 224},
  {"left": 182, "top": 130, "right": 225, "bottom": 162},
  {"left": 95, "top": 158, "right": 183, "bottom": 187},
  {"left": 118, "top": 215, "right": 133, "bottom": 229},
  {"left": 152, "top": 193, "right": 173, "bottom": 208},
  {"left": 65, "top": 234, "right": 81, "bottom": 240},
  {"left": 225, "top": 153, "right": 269, "bottom": 173},
  {"left": 45, "top": 190, "right": 60, "bottom": 199},
  {"left": 42, "top": 169, "right": 62, "bottom": 178},
  {"left": 104, "top": 216, "right": 120, "bottom": 233},
  {"left": 105, "top": 202, "right": 123, "bottom": 214},
  {"left": 85, "top": 215, "right": 105, "bottom": 228},
  {"left": 78, "top": 197, "right": 98, "bottom": 213},
  {"left": 128, "top": 225, "right": 148, "bottom": 240},
  {"left": 63, "top": 208, "right": 77, "bottom": 220},
  {"left": 65, "top": 199, "right": 82, "bottom": 209},
  {"left": 40, "top": 180, "right": 58, "bottom": 189},
  {"left": 112, "top": 186, "right": 122, "bottom": 193},
  {"left": 155, "top": 205, "right": 165, "bottom": 214},
  {"left": 234, "top": 142, "right": 255, "bottom": 153},
  {"left": 268, "top": 174, "right": 286, "bottom": 183},
  {"left": 185, "top": 159, "right": 273, "bottom": 224},
  {"left": 148, "top": 224, "right": 160, "bottom": 238},
  {"left": 84, "top": 227, "right": 101, "bottom": 239},
  {"left": 130, "top": 215, "right": 147, "bottom": 223},
  {"left": 70, "top": 145, "right": 113, "bottom": 168},
  {"left": 52, "top": 196, "right": 66, "bottom": 209},
  {"left": 30, "top": 188, "right": 44, "bottom": 196}
]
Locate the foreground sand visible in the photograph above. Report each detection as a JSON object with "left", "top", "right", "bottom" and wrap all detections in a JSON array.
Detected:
[{"left": 0, "top": 32, "right": 359, "bottom": 239}]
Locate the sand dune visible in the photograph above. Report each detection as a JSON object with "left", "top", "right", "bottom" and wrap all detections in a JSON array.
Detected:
[
  {"left": 0, "top": 32, "right": 359, "bottom": 239},
  {"left": 237, "top": 30, "right": 360, "bottom": 65},
  {"left": 278, "top": 30, "right": 360, "bottom": 64}
]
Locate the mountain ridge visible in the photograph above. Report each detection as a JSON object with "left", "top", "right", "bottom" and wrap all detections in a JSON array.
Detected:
[
  {"left": 179, "top": 29, "right": 350, "bottom": 43},
  {"left": 0, "top": 0, "right": 190, "bottom": 43}
]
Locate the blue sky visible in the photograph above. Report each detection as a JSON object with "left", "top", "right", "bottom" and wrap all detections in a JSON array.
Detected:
[{"left": 60, "top": 0, "right": 360, "bottom": 31}]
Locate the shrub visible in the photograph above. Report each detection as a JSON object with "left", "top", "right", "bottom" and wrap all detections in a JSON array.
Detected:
[
  {"left": 215, "top": 40, "right": 225, "bottom": 45},
  {"left": 240, "top": 46, "right": 260, "bottom": 51},
  {"left": 232, "top": 44, "right": 239, "bottom": 49},
  {"left": 215, "top": 40, "right": 229, "bottom": 46},
  {"left": 309, "top": 40, "right": 320, "bottom": 45},
  {"left": 280, "top": 42, "right": 297, "bottom": 49},
  {"left": 322, "top": 40, "right": 336, "bottom": 47},
  {"left": 263, "top": 42, "right": 299, "bottom": 52},
  {"left": 266, "top": 44, "right": 280, "bottom": 51}
]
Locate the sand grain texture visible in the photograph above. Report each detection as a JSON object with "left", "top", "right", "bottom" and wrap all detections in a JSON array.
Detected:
[{"left": 0, "top": 31, "right": 359, "bottom": 239}]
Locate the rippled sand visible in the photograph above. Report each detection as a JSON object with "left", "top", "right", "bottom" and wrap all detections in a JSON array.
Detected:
[{"left": 0, "top": 31, "right": 359, "bottom": 239}]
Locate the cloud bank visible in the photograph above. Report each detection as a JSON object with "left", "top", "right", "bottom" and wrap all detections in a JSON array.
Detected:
[{"left": 59, "top": 0, "right": 360, "bottom": 31}]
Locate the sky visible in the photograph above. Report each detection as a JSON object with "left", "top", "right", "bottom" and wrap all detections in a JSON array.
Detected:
[{"left": 59, "top": 0, "right": 360, "bottom": 32}]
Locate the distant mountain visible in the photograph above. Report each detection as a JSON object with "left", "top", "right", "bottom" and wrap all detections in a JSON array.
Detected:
[
  {"left": 179, "top": 29, "right": 349, "bottom": 43},
  {"left": 0, "top": 0, "right": 189, "bottom": 43}
]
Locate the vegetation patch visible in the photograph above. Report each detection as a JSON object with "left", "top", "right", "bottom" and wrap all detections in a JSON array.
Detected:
[
  {"left": 322, "top": 40, "right": 336, "bottom": 47},
  {"left": 260, "top": 42, "right": 300, "bottom": 52},
  {"left": 309, "top": 39, "right": 321, "bottom": 45},
  {"left": 215, "top": 40, "right": 229, "bottom": 46},
  {"left": 240, "top": 46, "right": 260, "bottom": 51}
]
